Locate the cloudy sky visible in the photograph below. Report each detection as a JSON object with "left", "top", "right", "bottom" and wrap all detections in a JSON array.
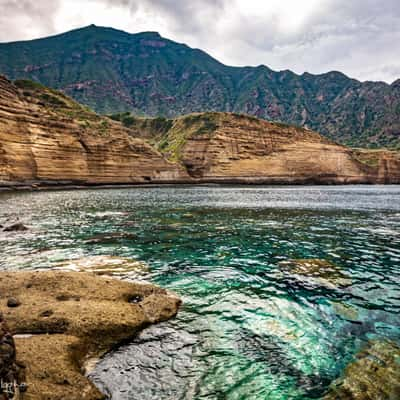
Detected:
[{"left": 1, "top": 0, "right": 399, "bottom": 83}]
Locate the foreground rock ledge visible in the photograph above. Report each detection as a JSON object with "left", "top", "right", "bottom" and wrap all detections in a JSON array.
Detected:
[{"left": 0, "top": 271, "right": 181, "bottom": 400}]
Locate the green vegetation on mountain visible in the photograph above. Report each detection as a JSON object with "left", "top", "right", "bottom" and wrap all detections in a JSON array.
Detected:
[
  {"left": 1, "top": 25, "right": 399, "bottom": 148},
  {"left": 109, "top": 111, "right": 221, "bottom": 161},
  {"left": 13, "top": 78, "right": 114, "bottom": 136}
]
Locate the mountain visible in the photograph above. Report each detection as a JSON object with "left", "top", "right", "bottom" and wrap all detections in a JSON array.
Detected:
[
  {"left": 1, "top": 25, "right": 399, "bottom": 149},
  {"left": 1, "top": 76, "right": 399, "bottom": 188}
]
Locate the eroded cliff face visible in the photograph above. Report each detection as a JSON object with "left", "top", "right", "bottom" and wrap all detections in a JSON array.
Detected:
[
  {"left": 352, "top": 148, "right": 400, "bottom": 184},
  {"left": 0, "top": 76, "right": 188, "bottom": 187},
  {"left": 146, "top": 113, "right": 400, "bottom": 184},
  {"left": 0, "top": 77, "right": 399, "bottom": 187}
]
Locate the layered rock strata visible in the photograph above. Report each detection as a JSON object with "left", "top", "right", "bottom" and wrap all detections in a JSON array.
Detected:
[
  {"left": 0, "top": 77, "right": 399, "bottom": 187},
  {"left": 146, "top": 112, "right": 400, "bottom": 184},
  {"left": 0, "top": 76, "right": 188, "bottom": 187}
]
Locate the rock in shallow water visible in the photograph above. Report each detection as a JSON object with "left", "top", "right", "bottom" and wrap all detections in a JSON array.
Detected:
[
  {"left": 324, "top": 340, "right": 400, "bottom": 399},
  {"left": 279, "top": 259, "right": 352, "bottom": 289},
  {"left": 0, "top": 271, "right": 181, "bottom": 400},
  {"left": 55, "top": 255, "right": 149, "bottom": 278},
  {"left": 2, "top": 222, "right": 28, "bottom": 232}
]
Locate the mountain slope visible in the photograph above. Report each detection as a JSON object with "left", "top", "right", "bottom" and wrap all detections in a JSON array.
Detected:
[{"left": 1, "top": 25, "right": 400, "bottom": 148}]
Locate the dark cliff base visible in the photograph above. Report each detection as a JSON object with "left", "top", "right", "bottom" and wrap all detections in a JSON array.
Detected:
[
  {"left": 0, "top": 181, "right": 393, "bottom": 194},
  {"left": 0, "top": 175, "right": 399, "bottom": 193}
]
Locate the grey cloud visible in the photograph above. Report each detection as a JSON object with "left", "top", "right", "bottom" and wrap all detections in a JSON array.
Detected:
[
  {"left": 103, "top": 0, "right": 227, "bottom": 35},
  {"left": 209, "top": 0, "right": 400, "bottom": 81},
  {"left": 0, "top": 0, "right": 61, "bottom": 42},
  {"left": 117, "top": 0, "right": 400, "bottom": 81},
  {"left": 0, "top": 0, "right": 399, "bottom": 82}
]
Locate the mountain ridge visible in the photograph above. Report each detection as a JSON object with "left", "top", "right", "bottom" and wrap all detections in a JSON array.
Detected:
[
  {"left": 1, "top": 25, "right": 399, "bottom": 148},
  {"left": 0, "top": 25, "right": 388, "bottom": 84}
]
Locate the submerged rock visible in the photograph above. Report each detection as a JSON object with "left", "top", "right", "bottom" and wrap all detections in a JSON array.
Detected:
[
  {"left": 331, "top": 301, "right": 359, "bottom": 322},
  {"left": 84, "top": 232, "right": 137, "bottom": 244},
  {"left": 324, "top": 340, "right": 400, "bottom": 399},
  {"left": 89, "top": 323, "right": 198, "bottom": 400},
  {"left": 2, "top": 222, "right": 28, "bottom": 232},
  {"left": 279, "top": 259, "right": 352, "bottom": 289},
  {"left": 264, "top": 319, "right": 298, "bottom": 341},
  {"left": 0, "top": 271, "right": 181, "bottom": 400},
  {"left": 55, "top": 255, "right": 149, "bottom": 278},
  {"left": 236, "top": 327, "right": 331, "bottom": 397}
]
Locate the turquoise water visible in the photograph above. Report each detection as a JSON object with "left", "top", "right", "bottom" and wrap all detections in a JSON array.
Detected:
[{"left": 1, "top": 186, "right": 400, "bottom": 399}]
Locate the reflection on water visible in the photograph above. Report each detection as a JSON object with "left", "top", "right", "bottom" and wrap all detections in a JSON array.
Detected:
[{"left": 1, "top": 185, "right": 400, "bottom": 399}]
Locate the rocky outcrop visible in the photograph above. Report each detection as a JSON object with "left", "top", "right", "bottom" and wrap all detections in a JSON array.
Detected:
[
  {"left": 0, "top": 77, "right": 399, "bottom": 187},
  {"left": 2, "top": 222, "right": 28, "bottom": 232},
  {"left": 143, "top": 113, "right": 400, "bottom": 184},
  {"left": 0, "top": 270, "right": 181, "bottom": 400},
  {"left": 0, "top": 76, "right": 189, "bottom": 188},
  {"left": 352, "top": 148, "right": 400, "bottom": 184},
  {"left": 324, "top": 340, "right": 400, "bottom": 399}
]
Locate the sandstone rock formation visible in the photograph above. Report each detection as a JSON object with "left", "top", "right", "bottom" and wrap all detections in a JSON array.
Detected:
[
  {"left": 0, "top": 271, "right": 181, "bottom": 400},
  {"left": 137, "top": 112, "right": 400, "bottom": 184},
  {"left": 0, "top": 76, "right": 399, "bottom": 187},
  {"left": 0, "top": 76, "right": 188, "bottom": 188}
]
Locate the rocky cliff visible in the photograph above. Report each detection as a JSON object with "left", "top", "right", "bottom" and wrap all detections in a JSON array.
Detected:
[
  {"left": 1, "top": 25, "right": 399, "bottom": 148},
  {"left": 0, "top": 77, "right": 399, "bottom": 188},
  {"left": 0, "top": 76, "right": 188, "bottom": 187},
  {"left": 120, "top": 112, "right": 400, "bottom": 184}
]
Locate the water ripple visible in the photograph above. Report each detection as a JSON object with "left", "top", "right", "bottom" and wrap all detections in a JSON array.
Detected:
[{"left": 0, "top": 185, "right": 399, "bottom": 399}]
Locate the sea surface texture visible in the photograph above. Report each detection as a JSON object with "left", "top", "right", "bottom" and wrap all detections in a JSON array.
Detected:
[{"left": 1, "top": 185, "right": 399, "bottom": 399}]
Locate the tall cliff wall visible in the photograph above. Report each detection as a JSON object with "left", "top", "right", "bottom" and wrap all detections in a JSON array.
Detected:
[
  {"left": 0, "top": 77, "right": 399, "bottom": 188},
  {"left": 139, "top": 113, "right": 400, "bottom": 184},
  {"left": 0, "top": 76, "right": 188, "bottom": 187}
]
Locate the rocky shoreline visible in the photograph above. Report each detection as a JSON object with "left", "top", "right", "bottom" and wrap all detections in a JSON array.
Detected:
[
  {"left": 1, "top": 179, "right": 399, "bottom": 194},
  {"left": 0, "top": 271, "right": 181, "bottom": 399}
]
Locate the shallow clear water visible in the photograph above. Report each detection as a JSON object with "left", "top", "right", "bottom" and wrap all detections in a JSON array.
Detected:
[{"left": 1, "top": 185, "right": 400, "bottom": 399}]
